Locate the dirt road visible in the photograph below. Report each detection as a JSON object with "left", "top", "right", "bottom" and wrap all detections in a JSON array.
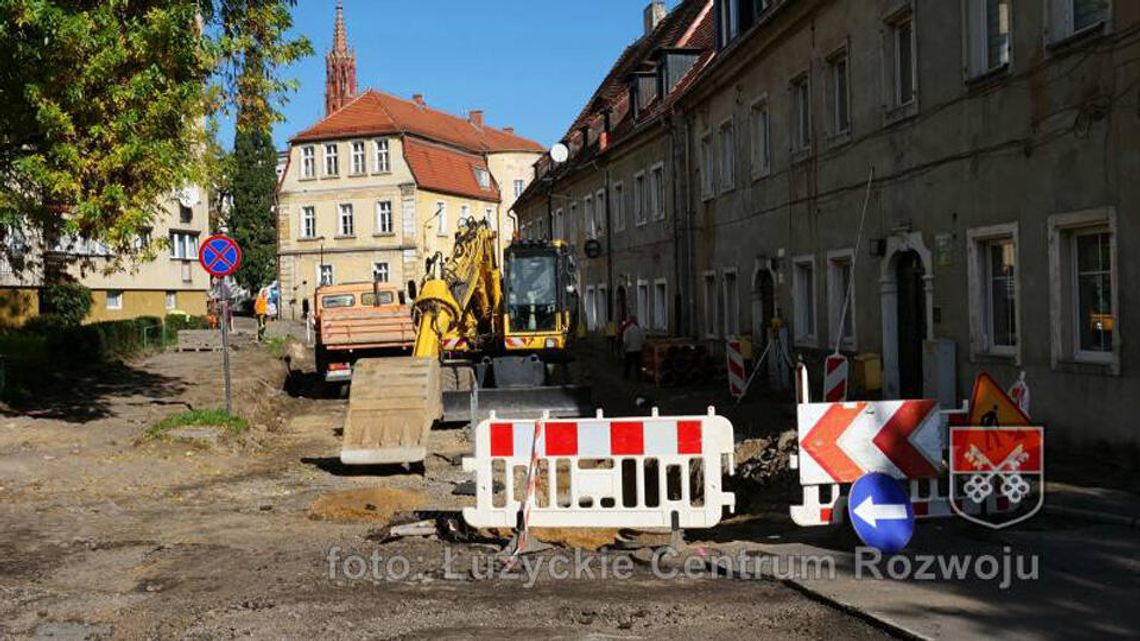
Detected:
[{"left": 0, "top": 336, "right": 890, "bottom": 640}]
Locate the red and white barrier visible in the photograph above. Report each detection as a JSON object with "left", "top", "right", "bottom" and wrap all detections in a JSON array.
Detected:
[
  {"left": 462, "top": 409, "right": 737, "bottom": 529},
  {"left": 727, "top": 339, "right": 746, "bottom": 398},
  {"left": 823, "top": 354, "right": 849, "bottom": 403}
]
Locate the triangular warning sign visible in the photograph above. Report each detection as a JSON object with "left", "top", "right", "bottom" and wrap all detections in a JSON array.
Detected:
[{"left": 967, "top": 372, "right": 1031, "bottom": 427}]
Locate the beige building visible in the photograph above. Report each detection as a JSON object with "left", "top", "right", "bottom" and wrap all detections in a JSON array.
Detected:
[
  {"left": 275, "top": 4, "right": 543, "bottom": 317},
  {"left": 0, "top": 188, "right": 211, "bottom": 326}
]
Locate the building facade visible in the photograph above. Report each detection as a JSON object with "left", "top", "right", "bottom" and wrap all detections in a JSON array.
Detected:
[
  {"left": 517, "top": 0, "right": 1139, "bottom": 445},
  {"left": 275, "top": 4, "right": 544, "bottom": 318}
]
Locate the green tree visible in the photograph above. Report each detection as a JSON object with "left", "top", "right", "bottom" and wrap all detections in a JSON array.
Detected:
[{"left": 0, "top": 0, "right": 311, "bottom": 270}]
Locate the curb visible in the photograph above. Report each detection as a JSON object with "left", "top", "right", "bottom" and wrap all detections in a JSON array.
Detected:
[{"left": 1043, "top": 504, "right": 1139, "bottom": 529}]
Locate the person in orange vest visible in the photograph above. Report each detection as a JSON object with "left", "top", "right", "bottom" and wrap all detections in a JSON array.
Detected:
[{"left": 254, "top": 288, "right": 269, "bottom": 342}]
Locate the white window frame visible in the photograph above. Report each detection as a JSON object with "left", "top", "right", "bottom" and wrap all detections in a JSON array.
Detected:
[
  {"left": 594, "top": 189, "right": 607, "bottom": 235},
  {"left": 1046, "top": 0, "right": 1112, "bottom": 46},
  {"left": 967, "top": 223, "right": 1021, "bottom": 361},
  {"left": 964, "top": 0, "right": 1012, "bottom": 78},
  {"left": 750, "top": 95, "right": 772, "bottom": 179},
  {"left": 826, "top": 249, "right": 858, "bottom": 351},
  {"left": 375, "top": 201, "right": 393, "bottom": 235},
  {"left": 514, "top": 179, "right": 526, "bottom": 199},
  {"left": 169, "top": 231, "right": 199, "bottom": 260},
  {"left": 585, "top": 285, "right": 597, "bottom": 331},
  {"left": 323, "top": 143, "right": 339, "bottom": 177},
  {"left": 650, "top": 162, "right": 666, "bottom": 221},
  {"left": 702, "top": 270, "right": 719, "bottom": 338},
  {"left": 1048, "top": 208, "right": 1119, "bottom": 371},
  {"left": 475, "top": 167, "right": 491, "bottom": 189},
  {"left": 106, "top": 290, "right": 123, "bottom": 310},
  {"left": 165, "top": 291, "right": 177, "bottom": 310},
  {"left": 700, "top": 132, "right": 715, "bottom": 200},
  {"left": 460, "top": 204, "right": 471, "bottom": 225},
  {"left": 350, "top": 140, "right": 367, "bottom": 175},
  {"left": 337, "top": 203, "right": 355, "bottom": 237},
  {"left": 633, "top": 171, "right": 648, "bottom": 227},
  {"left": 612, "top": 181, "right": 626, "bottom": 232},
  {"left": 718, "top": 119, "right": 736, "bottom": 192},
  {"left": 300, "top": 146, "right": 316, "bottom": 179},
  {"left": 636, "top": 279, "right": 650, "bottom": 325},
  {"left": 793, "top": 255, "right": 818, "bottom": 346},
  {"left": 372, "top": 261, "right": 390, "bottom": 283},
  {"left": 722, "top": 269, "right": 740, "bottom": 337},
  {"left": 374, "top": 138, "right": 391, "bottom": 173},
  {"left": 791, "top": 72, "right": 812, "bottom": 153},
  {"left": 584, "top": 195, "right": 595, "bottom": 239},
  {"left": 889, "top": 9, "right": 918, "bottom": 110},
  {"left": 828, "top": 48, "right": 851, "bottom": 136},
  {"left": 301, "top": 206, "right": 317, "bottom": 239},
  {"left": 653, "top": 278, "right": 669, "bottom": 332},
  {"left": 437, "top": 202, "right": 449, "bottom": 236},
  {"left": 318, "top": 264, "right": 334, "bottom": 287}
]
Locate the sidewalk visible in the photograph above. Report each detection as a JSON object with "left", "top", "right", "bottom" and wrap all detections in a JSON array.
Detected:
[{"left": 1044, "top": 482, "right": 1140, "bottom": 528}]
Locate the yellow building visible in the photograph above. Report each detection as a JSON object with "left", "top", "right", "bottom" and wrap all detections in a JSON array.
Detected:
[{"left": 275, "top": 4, "right": 543, "bottom": 318}]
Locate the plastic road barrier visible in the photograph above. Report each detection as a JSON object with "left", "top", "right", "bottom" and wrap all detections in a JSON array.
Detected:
[
  {"left": 726, "top": 339, "right": 746, "bottom": 398},
  {"left": 462, "top": 409, "right": 737, "bottom": 529}
]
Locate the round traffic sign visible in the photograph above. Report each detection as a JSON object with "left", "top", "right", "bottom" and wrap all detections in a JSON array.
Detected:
[
  {"left": 198, "top": 234, "right": 242, "bottom": 278},
  {"left": 848, "top": 472, "right": 915, "bottom": 554}
]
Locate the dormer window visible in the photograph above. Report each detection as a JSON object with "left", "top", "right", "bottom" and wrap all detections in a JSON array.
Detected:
[
  {"left": 475, "top": 167, "right": 491, "bottom": 189},
  {"left": 630, "top": 70, "right": 659, "bottom": 120},
  {"left": 656, "top": 48, "right": 701, "bottom": 96}
]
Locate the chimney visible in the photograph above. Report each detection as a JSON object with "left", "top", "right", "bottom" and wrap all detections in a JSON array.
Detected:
[
  {"left": 503, "top": 126, "right": 515, "bottom": 135},
  {"left": 413, "top": 93, "right": 425, "bottom": 106},
  {"left": 644, "top": 1, "right": 667, "bottom": 36},
  {"left": 469, "top": 110, "right": 484, "bottom": 128}
]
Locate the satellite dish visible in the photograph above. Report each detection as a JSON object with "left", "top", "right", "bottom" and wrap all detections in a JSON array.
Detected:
[
  {"left": 177, "top": 185, "right": 201, "bottom": 208},
  {"left": 550, "top": 143, "right": 570, "bottom": 164}
]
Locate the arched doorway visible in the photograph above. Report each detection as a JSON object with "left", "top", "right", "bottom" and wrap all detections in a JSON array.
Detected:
[
  {"left": 615, "top": 285, "right": 628, "bottom": 323},
  {"left": 751, "top": 265, "right": 776, "bottom": 352},
  {"left": 880, "top": 232, "right": 934, "bottom": 399}
]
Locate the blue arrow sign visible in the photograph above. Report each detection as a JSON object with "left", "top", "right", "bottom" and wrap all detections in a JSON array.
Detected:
[{"left": 848, "top": 472, "right": 914, "bottom": 553}]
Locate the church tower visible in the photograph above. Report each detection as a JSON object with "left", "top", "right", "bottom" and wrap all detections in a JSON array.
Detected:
[{"left": 325, "top": 1, "right": 357, "bottom": 115}]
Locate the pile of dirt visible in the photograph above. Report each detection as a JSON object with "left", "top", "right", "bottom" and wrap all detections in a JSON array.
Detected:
[
  {"left": 731, "top": 430, "right": 800, "bottom": 513},
  {"left": 308, "top": 487, "right": 428, "bottom": 525}
]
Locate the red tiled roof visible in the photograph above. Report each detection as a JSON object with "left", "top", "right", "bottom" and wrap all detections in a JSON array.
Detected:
[
  {"left": 291, "top": 90, "right": 544, "bottom": 154},
  {"left": 403, "top": 138, "right": 501, "bottom": 202}
]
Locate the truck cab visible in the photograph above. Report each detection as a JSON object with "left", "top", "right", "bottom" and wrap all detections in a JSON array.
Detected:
[{"left": 314, "top": 281, "right": 416, "bottom": 382}]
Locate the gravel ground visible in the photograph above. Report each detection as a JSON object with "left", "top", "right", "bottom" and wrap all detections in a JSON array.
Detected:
[{"left": 0, "top": 334, "right": 892, "bottom": 640}]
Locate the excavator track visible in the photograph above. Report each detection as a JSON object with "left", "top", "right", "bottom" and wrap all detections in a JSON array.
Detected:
[{"left": 339, "top": 357, "right": 442, "bottom": 465}]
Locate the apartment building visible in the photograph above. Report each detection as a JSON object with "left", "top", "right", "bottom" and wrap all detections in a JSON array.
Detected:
[{"left": 518, "top": 0, "right": 1139, "bottom": 445}]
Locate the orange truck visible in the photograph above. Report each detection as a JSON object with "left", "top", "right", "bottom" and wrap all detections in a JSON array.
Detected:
[{"left": 314, "top": 281, "right": 417, "bottom": 383}]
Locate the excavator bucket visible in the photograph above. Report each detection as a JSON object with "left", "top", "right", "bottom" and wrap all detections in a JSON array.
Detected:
[
  {"left": 441, "top": 385, "right": 594, "bottom": 424},
  {"left": 340, "top": 357, "right": 442, "bottom": 465}
]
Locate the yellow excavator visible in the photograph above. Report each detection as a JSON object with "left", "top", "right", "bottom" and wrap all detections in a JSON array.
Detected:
[{"left": 339, "top": 218, "right": 592, "bottom": 466}]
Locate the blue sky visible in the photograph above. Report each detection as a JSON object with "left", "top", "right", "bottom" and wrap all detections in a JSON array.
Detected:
[{"left": 224, "top": 0, "right": 682, "bottom": 151}]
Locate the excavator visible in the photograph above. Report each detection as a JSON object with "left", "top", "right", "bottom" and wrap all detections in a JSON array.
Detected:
[{"left": 338, "top": 218, "right": 593, "bottom": 466}]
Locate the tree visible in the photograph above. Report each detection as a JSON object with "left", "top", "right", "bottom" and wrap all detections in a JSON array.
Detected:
[{"left": 0, "top": 0, "right": 311, "bottom": 270}]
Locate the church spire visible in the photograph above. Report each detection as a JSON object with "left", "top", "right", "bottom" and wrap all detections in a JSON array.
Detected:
[{"left": 325, "top": 0, "right": 357, "bottom": 116}]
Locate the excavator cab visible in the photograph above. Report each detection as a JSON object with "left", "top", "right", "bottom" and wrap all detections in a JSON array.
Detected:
[{"left": 503, "top": 240, "right": 576, "bottom": 350}]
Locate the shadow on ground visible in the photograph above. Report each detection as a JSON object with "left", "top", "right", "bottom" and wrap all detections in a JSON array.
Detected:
[
  {"left": 1, "top": 361, "right": 187, "bottom": 423},
  {"left": 301, "top": 456, "right": 424, "bottom": 478}
]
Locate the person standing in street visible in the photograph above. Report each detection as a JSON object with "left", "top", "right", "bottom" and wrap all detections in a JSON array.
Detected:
[
  {"left": 254, "top": 287, "right": 268, "bottom": 342},
  {"left": 622, "top": 316, "right": 645, "bottom": 380}
]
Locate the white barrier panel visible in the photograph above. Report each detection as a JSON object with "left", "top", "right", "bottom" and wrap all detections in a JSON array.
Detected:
[{"left": 462, "top": 410, "right": 737, "bottom": 529}]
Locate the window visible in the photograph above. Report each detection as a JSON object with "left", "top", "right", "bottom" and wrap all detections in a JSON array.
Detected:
[
  {"left": 595, "top": 189, "right": 607, "bottom": 235},
  {"left": 374, "top": 139, "right": 390, "bottom": 172},
  {"left": 554, "top": 208, "right": 564, "bottom": 239},
  {"left": 719, "top": 120, "right": 736, "bottom": 190},
  {"left": 165, "top": 292, "right": 177, "bottom": 310},
  {"left": 169, "top": 232, "right": 199, "bottom": 260},
  {"left": 569, "top": 202, "right": 578, "bottom": 237},
  {"left": 827, "top": 251, "right": 857, "bottom": 349},
  {"left": 653, "top": 279, "right": 668, "bottom": 331},
  {"left": 1048, "top": 0, "right": 1110, "bottom": 43},
  {"left": 475, "top": 167, "right": 491, "bottom": 189},
  {"left": 1048, "top": 210, "right": 1117, "bottom": 368},
  {"left": 613, "top": 182, "right": 626, "bottom": 232},
  {"left": 179, "top": 204, "right": 193, "bottom": 224},
  {"left": 791, "top": 74, "right": 811, "bottom": 151},
  {"left": 318, "top": 264, "right": 334, "bottom": 286},
  {"left": 371, "top": 201, "right": 392, "bottom": 235},
  {"left": 722, "top": 270, "right": 740, "bottom": 337},
  {"left": 460, "top": 204, "right": 471, "bottom": 224},
  {"left": 597, "top": 284, "right": 609, "bottom": 327},
  {"left": 750, "top": 98, "right": 771, "bottom": 177},
  {"left": 106, "top": 290, "right": 123, "bottom": 310},
  {"left": 584, "top": 195, "right": 595, "bottom": 238},
  {"left": 650, "top": 164, "right": 665, "bottom": 221},
  {"left": 514, "top": 179, "right": 526, "bottom": 199},
  {"left": 634, "top": 171, "right": 648, "bottom": 226},
  {"left": 793, "top": 256, "right": 817, "bottom": 344},
  {"left": 373, "top": 262, "right": 390, "bottom": 283},
  {"left": 301, "top": 206, "right": 317, "bottom": 239},
  {"left": 301, "top": 146, "right": 316, "bottom": 179},
  {"left": 437, "top": 202, "right": 449, "bottom": 236},
  {"left": 350, "top": 141, "right": 366, "bottom": 175},
  {"left": 718, "top": 0, "right": 740, "bottom": 47},
  {"left": 485, "top": 207, "right": 495, "bottom": 228},
  {"left": 968, "top": 225, "right": 1018, "bottom": 358},
  {"left": 636, "top": 280, "right": 650, "bottom": 325},
  {"left": 891, "top": 13, "right": 917, "bottom": 108},
  {"left": 585, "top": 286, "right": 597, "bottom": 331},
  {"left": 324, "top": 143, "right": 339, "bottom": 176},
  {"left": 703, "top": 271, "right": 718, "bottom": 337},
  {"left": 700, "top": 132, "right": 715, "bottom": 198},
  {"left": 966, "top": 0, "right": 1011, "bottom": 77},
  {"left": 828, "top": 51, "right": 851, "bottom": 135},
  {"left": 337, "top": 203, "right": 355, "bottom": 237}
]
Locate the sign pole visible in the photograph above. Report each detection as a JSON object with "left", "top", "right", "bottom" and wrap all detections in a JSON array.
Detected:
[{"left": 221, "top": 297, "right": 233, "bottom": 415}]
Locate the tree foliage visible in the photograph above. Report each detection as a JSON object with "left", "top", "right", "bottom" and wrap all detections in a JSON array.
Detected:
[
  {"left": 226, "top": 71, "right": 279, "bottom": 292},
  {"left": 0, "top": 0, "right": 311, "bottom": 269},
  {"left": 39, "top": 282, "right": 92, "bottom": 325}
]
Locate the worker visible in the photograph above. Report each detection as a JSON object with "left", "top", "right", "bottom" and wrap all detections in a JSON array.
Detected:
[
  {"left": 622, "top": 316, "right": 645, "bottom": 380},
  {"left": 254, "top": 287, "right": 268, "bottom": 342}
]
